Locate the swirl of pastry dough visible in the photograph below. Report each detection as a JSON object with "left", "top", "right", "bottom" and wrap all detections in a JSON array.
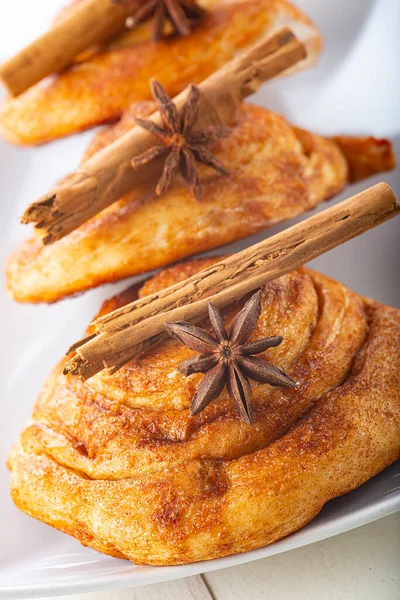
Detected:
[{"left": 8, "top": 258, "right": 400, "bottom": 565}]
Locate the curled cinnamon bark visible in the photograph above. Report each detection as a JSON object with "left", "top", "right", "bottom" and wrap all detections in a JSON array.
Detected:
[
  {"left": 21, "top": 27, "right": 306, "bottom": 244},
  {"left": 64, "top": 183, "right": 399, "bottom": 380},
  {"left": 0, "top": 0, "right": 139, "bottom": 97}
]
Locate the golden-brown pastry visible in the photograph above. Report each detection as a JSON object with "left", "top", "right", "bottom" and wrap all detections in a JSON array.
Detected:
[
  {"left": 0, "top": 0, "right": 321, "bottom": 145},
  {"left": 8, "top": 258, "right": 400, "bottom": 565},
  {"left": 6, "top": 101, "right": 395, "bottom": 304}
]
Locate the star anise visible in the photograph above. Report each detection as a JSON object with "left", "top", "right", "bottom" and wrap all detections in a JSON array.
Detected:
[
  {"left": 165, "top": 291, "right": 297, "bottom": 424},
  {"left": 127, "top": 0, "right": 205, "bottom": 41},
  {"left": 131, "top": 79, "right": 230, "bottom": 201}
]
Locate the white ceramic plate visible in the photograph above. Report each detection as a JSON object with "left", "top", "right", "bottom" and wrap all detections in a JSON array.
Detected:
[{"left": 0, "top": 0, "right": 399, "bottom": 597}]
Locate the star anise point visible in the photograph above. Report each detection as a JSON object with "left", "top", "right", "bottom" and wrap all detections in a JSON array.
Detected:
[
  {"left": 132, "top": 80, "right": 230, "bottom": 200},
  {"left": 165, "top": 291, "right": 298, "bottom": 423},
  {"left": 121, "top": 0, "right": 206, "bottom": 42}
]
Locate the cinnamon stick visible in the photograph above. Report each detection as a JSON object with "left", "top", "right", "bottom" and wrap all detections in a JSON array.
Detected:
[
  {"left": 21, "top": 27, "right": 306, "bottom": 245},
  {"left": 0, "top": 0, "right": 139, "bottom": 97},
  {"left": 64, "top": 182, "right": 399, "bottom": 379}
]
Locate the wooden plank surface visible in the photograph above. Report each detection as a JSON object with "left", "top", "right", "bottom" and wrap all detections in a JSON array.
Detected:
[
  {"left": 132, "top": 575, "right": 214, "bottom": 600},
  {"left": 39, "top": 515, "right": 399, "bottom": 600},
  {"left": 204, "top": 514, "right": 400, "bottom": 600}
]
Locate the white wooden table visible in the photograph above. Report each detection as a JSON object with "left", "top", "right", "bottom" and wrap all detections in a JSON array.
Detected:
[{"left": 37, "top": 514, "right": 399, "bottom": 600}]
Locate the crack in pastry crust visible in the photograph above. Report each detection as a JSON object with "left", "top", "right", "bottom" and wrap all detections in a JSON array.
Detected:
[{"left": 8, "top": 259, "right": 400, "bottom": 565}]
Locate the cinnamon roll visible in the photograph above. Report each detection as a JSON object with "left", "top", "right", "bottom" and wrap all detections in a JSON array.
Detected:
[
  {"left": 0, "top": 0, "right": 320, "bottom": 145},
  {"left": 6, "top": 101, "right": 395, "bottom": 303},
  {"left": 8, "top": 258, "right": 400, "bottom": 565}
]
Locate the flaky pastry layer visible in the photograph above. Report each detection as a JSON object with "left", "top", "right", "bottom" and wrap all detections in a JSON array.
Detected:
[
  {"left": 8, "top": 259, "right": 400, "bottom": 565},
  {"left": 7, "top": 100, "right": 395, "bottom": 304}
]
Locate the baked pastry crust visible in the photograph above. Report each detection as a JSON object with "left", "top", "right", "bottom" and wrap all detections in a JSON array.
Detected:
[
  {"left": 6, "top": 101, "right": 394, "bottom": 304},
  {"left": 0, "top": 0, "right": 321, "bottom": 145},
  {"left": 8, "top": 259, "right": 400, "bottom": 565}
]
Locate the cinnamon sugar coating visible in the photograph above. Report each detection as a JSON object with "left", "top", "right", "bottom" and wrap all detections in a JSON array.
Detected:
[
  {"left": 9, "top": 102, "right": 392, "bottom": 304},
  {"left": 8, "top": 259, "right": 400, "bottom": 565},
  {"left": 0, "top": 0, "right": 321, "bottom": 145}
]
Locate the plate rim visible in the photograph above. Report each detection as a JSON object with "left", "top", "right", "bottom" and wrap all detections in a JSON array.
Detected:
[{"left": 1, "top": 486, "right": 399, "bottom": 599}]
